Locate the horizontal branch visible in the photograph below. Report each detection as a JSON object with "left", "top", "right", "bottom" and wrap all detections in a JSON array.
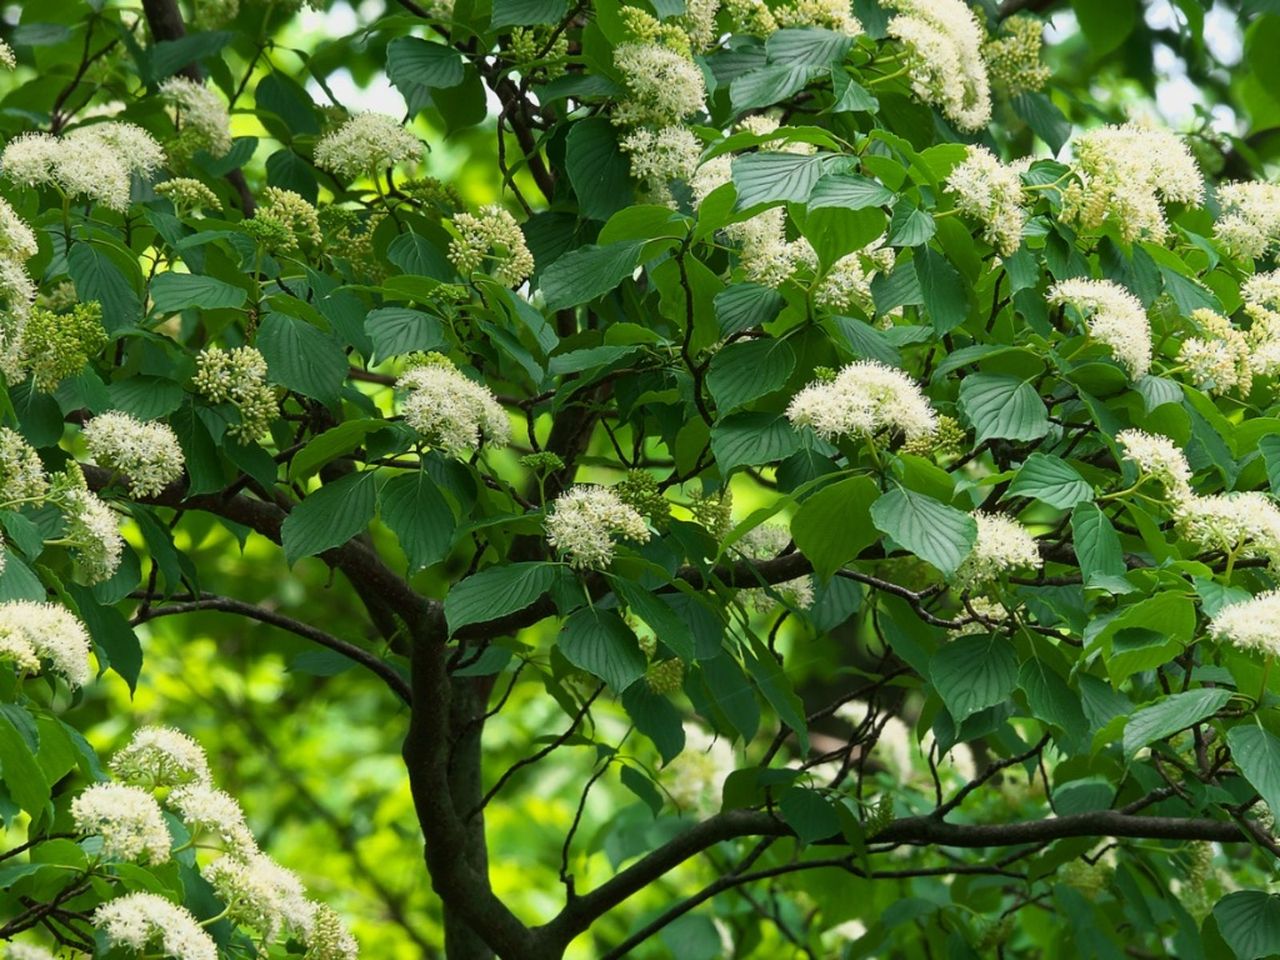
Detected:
[{"left": 132, "top": 593, "right": 412, "bottom": 705}]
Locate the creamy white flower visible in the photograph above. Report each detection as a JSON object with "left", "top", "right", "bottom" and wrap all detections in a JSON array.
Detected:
[
  {"left": 68, "top": 121, "right": 166, "bottom": 177},
  {"left": 728, "top": 207, "right": 817, "bottom": 287},
  {"left": 1175, "top": 491, "right": 1280, "bottom": 569},
  {"left": 546, "top": 485, "right": 651, "bottom": 569},
  {"left": 397, "top": 357, "right": 510, "bottom": 455},
  {"left": 447, "top": 205, "right": 534, "bottom": 287},
  {"left": 1062, "top": 122, "right": 1204, "bottom": 242},
  {"left": 945, "top": 145, "right": 1027, "bottom": 255},
  {"left": 71, "top": 782, "right": 171, "bottom": 863},
  {"left": 814, "top": 237, "right": 896, "bottom": 312},
  {"left": 1180, "top": 308, "right": 1252, "bottom": 396},
  {"left": 63, "top": 485, "right": 125, "bottom": 584},
  {"left": 6, "top": 945, "right": 58, "bottom": 960},
  {"left": 193, "top": 345, "right": 276, "bottom": 440},
  {"left": 110, "top": 725, "right": 212, "bottom": 788},
  {"left": 1116, "top": 429, "right": 1192, "bottom": 498},
  {"left": 83, "top": 411, "right": 185, "bottom": 498},
  {"left": 885, "top": 0, "right": 990, "bottom": 131},
  {"left": 1210, "top": 589, "right": 1280, "bottom": 658},
  {"left": 662, "top": 723, "right": 735, "bottom": 813},
  {"left": 787, "top": 360, "right": 937, "bottom": 443},
  {"left": 1241, "top": 270, "right": 1280, "bottom": 376},
  {"left": 690, "top": 154, "right": 733, "bottom": 207},
  {"left": 2, "top": 131, "right": 132, "bottom": 210},
  {"left": 1047, "top": 278, "right": 1152, "bottom": 379},
  {"left": 0, "top": 426, "right": 47, "bottom": 503},
  {"left": 774, "top": 0, "right": 861, "bottom": 34},
  {"left": 94, "top": 892, "right": 218, "bottom": 960},
  {"left": 612, "top": 43, "right": 707, "bottom": 127},
  {"left": 203, "top": 851, "right": 316, "bottom": 940},
  {"left": 0, "top": 40, "right": 15, "bottom": 70},
  {"left": 0, "top": 197, "right": 37, "bottom": 261},
  {"left": 160, "top": 77, "right": 232, "bottom": 156},
  {"left": 983, "top": 15, "right": 1050, "bottom": 95},
  {"left": 155, "top": 177, "right": 221, "bottom": 211},
  {"left": 1216, "top": 180, "right": 1280, "bottom": 260},
  {"left": 168, "top": 782, "right": 257, "bottom": 855},
  {"left": 0, "top": 601, "right": 92, "bottom": 687},
  {"left": 305, "top": 904, "right": 360, "bottom": 960},
  {"left": 954, "top": 512, "right": 1042, "bottom": 586},
  {"left": 620, "top": 126, "right": 702, "bottom": 204},
  {"left": 314, "top": 113, "right": 424, "bottom": 179}
]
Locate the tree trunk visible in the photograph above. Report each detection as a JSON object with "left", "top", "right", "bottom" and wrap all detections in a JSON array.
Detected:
[{"left": 443, "top": 675, "right": 497, "bottom": 960}]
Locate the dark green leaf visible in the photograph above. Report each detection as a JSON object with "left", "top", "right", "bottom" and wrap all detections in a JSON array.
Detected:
[
  {"left": 706, "top": 338, "right": 795, "bottom": 413},
  {"left": 958, "top": 374, "right": 1049, "bottom": 443},
  {"left": 559, "top": 608, "right": 646, "bottom": 691},
  {"left": 931, "top": 633, "right": 1018, "bottom": 723},
  {"left": 792, "top": 476, "right": 881, "bottom": 578},
  {"left": 381, "top": 470, "right": 456, "bottom": 571},
  {"left": 711, "top": 413, "right": 801, "bottom": 474},
  {"left": 870, "top": 488, "right": 977, "bottom": 576},
  {"left": 281, "top": 472, "right": 378, "bottom": 565},
  {"left": 445, "top": 562, "right": 558, "bottom": 634}
]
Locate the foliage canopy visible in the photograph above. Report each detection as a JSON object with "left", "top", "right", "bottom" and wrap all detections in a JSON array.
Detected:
[{"left": 3, "top": 0, "right": 1280, "bottom": 957}]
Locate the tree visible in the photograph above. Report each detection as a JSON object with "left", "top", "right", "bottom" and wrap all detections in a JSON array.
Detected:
[{"left": 2, "top": 0, "right": 1280, "bottom": 956}]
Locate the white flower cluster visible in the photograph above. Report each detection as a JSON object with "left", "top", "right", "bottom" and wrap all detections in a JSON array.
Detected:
[
  {"left": 787, "top": 360, "right": 938, "bottom": 444},
  {"left": 0, "top": 425, "right": 47, "bottom": 504},
  {"left": 619, "top": 126, "right": 703, "bottom": 204},
  {"left": 1046, "top": 278, "right": 1152, "bottom": 379},
  {"left": 155, "top": 177, "right": 222, "bottom": 212},
  {"left": 63, "top": 482, "right": 126, "bottom": 584},
  {"left": 0, "top": 39, "right": 14, "bottom": 70},
  {"left": 945, "top": 145, "right": 1028, "bottom": 256},
  {"left": 1116, "top": 429, "right": 1192, "bottom": 499},
  {"left": 1210, "top": 589, "right": 1280, "bottom": 658},
  {"left": 690, "top": 154, "right": 733, "bottom": 207},
  {"left": 0, "top": 197, "right": 37, "bottom": 262},
  {"left": 71, "top": 782, "right": 172, "bottom": 864},
  {"left": 1062, "top": 122, "right": 1204, "bottom": 242},
  {"left": 110, "top": 725, "right": 212, "bottom": 787},
  {"left": 2, "top": 121, "right": 164, "bottom": 211},
  {"left": 1179, "top": 308, "right": 1252, "bottom": 396},
  {"left": 662, "top": 723, "right": 735, "bottom": 813},
  {"left": 6, "top": 944, "right": 57, "bottom": 960},
  {"left": 730, "top": 208, "right": 818, "bottom": 287},
  {"left": 735, "top": 522, "right": 814, "bottom": 611},
  {"left": 447, "top": 205, "right": 535, "bottom": 287},
  {"left": 1240, "top": 270, "right": 1280, "bottom": 377},
  {"left": 314, "top": 113, "right": 424, "bottom": 179},
  {"left": 397, "top": 355, "right": 510, "bottom": 456},
  {"left": 83, "top": 411, "right": 185, "bottom": 498},
  {"left": 613, "top": 43, "right": 707, "bottom": 128},
  {"left": 193, "top": 345, "right": 277, "bottom": 440},
  {"left": 983, "top": 15, "right": 1050, "bottom": 95},
  {"left": 160, "top": 77, "right": 232, "bottom": 157},
  {"left": 0, "top": 601, "right": 93, "bottom": 687},
  {"left": 1215, "top": 180, "right": 1280, "bottom": 261},
  {"left": 954, "top": 512, "right": 1042, "bottom": 587},
  {"left": 94, "top": 727, "right": 360, "bottom": 960},
  {"left": 884, "top": 0, "right": 991, "bottom": 132},
  {"left": 814, "top": 237, "right": 896, "bottom": 313},
  {"left": 774, "top": 0, "right": 862, "bottom": 35},
  {"left": 0, "top": 198, "right": 36, "bottom": 377},
  {"left": 546, "top": 485, "right": 651, "bottom": 569},
  {"left": 95, "top": 893, "right": 218, "bottom": 960}
]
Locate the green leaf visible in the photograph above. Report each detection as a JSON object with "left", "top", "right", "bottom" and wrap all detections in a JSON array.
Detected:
[
  {"left": 364, "top": 307, "right": 447, "bottom": 362},
  {"left": 387, "top": 37, "right": 465, "bottom": 92},
  {"left": 711, "top": 413, "right": 801, "bottom": 474},
  {"left": 1072, "top": 0, "right": 1136, "bottom": 55},
  {"left": 381, "top": 470, "right": 456, "bottom": 572},
  {"left": 67, "top": 241, "right": 143, "bottom": 333},
  {"left": 1123, "top": 688, "right": 1231, "bottom": 760},
  {"left": 491, "top": 0, "right": 568, "bottom": 27},
  {"left": 931, "top": 633, "right": 1018, "bottom": 723},
  {"left": 559, "top": 608, "right": 646, "bottom": 691},
  {"left": 445, "top": 562, "right": 558, "bottom": 635},
  {"left": 386, "top": 230, "right": 454, "bottom": 281},
  {"left": 565, "top": 118, "right": 633, "bottom": 222},
  {"left": 281, "top": 472, "right": 378, "bottom": 565},
  {"left": 288, "top": 419, "right": 388, "bottom": 483},
  {"left": 870, "top": 488, "right": 977, "bottom": 576},
  {"left": 714, "top": 283, "right": 785, "bottom": 336},
  {"left": 151, "top": 273, "right": 248, "bottom": 312},
  {"left": 1011, "top": 91, "right": 1071, "bottom": 154},
  {"left": 1247, "top": 15, "right": 1280, "bottom": 93},
  {"left": 958, "top": 374, "right": 1049, "bottom": 443},
  {"left": 1214, "top": 891, "right": 1280, "bottom": 960},
  {"left": 612, "top": 578, "right": 695, "bottom": 661},
  {"left": 0, "top": 710, "right": 49, "bottom": 817},
  {"left": 1228, "top": 725, "right": 1280, "bottom": 829},
  {"left": 916, "top": 247, "right": 968, "bottom": 333},
  {"left": 256, "top": 313, "right": 348, "bottom": 405},
  {"left": 69, "top": 584, "right": 142, "bottom": 692},
  {"left": 731, "top": 152, "right": 839, "bottom": 209},
  {"left": 1006, "top": 454, "right": 1094, "bottom": 509},
  {"left": 887, "top": 205, "right": 936, "bottom": 247},
  {"left": 778, "top": 786, "right": 841, "bottom": 844},
  {"left": 731, "top": 64, "right": 816, "bottom": 113},
  {"left": 1259, "top": 434, "right": 1280, "bottom": 496},
  {"left": 1018, "top": 658, "right": 1087, "bottom": 744},
  {"left": 808, "top": 173, "right": 893, "bottom": 211},
  {"left": 1071, "top": 502, "right": 1126, "bottom": 588},
  {"left": 540, "top": 240, "right": 646, "bottom": 312},
  {"left": 792, "top": 476, "right": 881, "bottom": 578},
  {"left": 706, "top": 338, "right": 795, "bottom": 413},
  {"left": 764, "top": 28, "right": 852, "bottom": 65}
]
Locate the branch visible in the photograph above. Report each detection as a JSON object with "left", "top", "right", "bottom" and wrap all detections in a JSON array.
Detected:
[{"left": 131, "top": 592, "right": 412, "bottom": 705}]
